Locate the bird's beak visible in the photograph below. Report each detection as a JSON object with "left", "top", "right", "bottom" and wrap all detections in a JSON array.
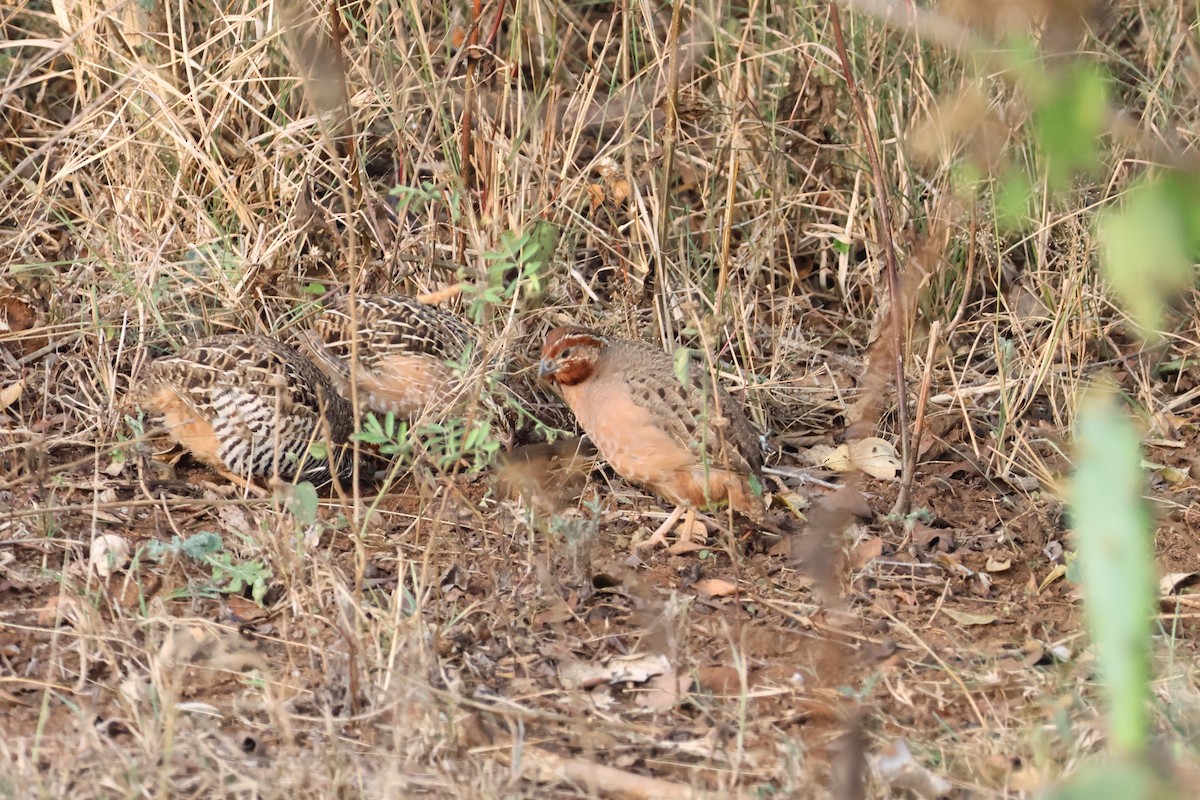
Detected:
[{"left": 538, "top": 358, "right": 557, "bottom": 379}]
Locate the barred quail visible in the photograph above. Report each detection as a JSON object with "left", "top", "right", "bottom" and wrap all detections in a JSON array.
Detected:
[
  {"left": 301, "top": 294, "right": 478, "bottom": 417},
  {"left": 140, "top": 334, "right": 355, "bottom": 488}
]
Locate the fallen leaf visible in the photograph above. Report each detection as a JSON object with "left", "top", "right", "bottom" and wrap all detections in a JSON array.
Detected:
[
  {"left": 585, "top": 183, "right": 605, "bottom": 210},
  {"left": 819, "top": 443, "right": 854, "bottom": 473},
  {"left": 693, "top": 578, "right": 738, "bottom": 598},
  {"left": 1159, "top": 466, "right": 1188, "bottom": 485},
  {"left": 940, "top": 607, "right": 999, "bottom": 626},
  {"left": 37, "top": 596, "right": 80, "bottom": 627},
  {"left": 821, "top": 486, "right": 874, "bottom": 519},
  {"left": 224, "top": 594, "right": 268, "bottom": 624},
  {"left": 801, "top": 443, "right": 841, "bottom": 468},
  {"left": 560, "top": 654, "right": 672, "bottom": 692},
  {"left": 90, "top": 534, "right": 130, "bottom": 578},
  {"left": 1160, "top": 572, "right": 1200, "bottom": 595},
  {"left": 0, "top": 295, "right": 46, "bottom": 355},
  {"left": 985, "top": 557, "right": 1012, "bottom": 572},
  {"left": 635, "top": 671, "right": 680, "bottom": 711},
  {"left": 693, "top": 666, "right": 743, "bottom": 694},
  {"left": 871, "top": 738, "right": 953, "bottom": 799},
  {"left": 558, "top": 659, "right": 615, "bottom": 691},
  {"left": 851, "top": 536, "right": 884, "bottom": 568},
  {"left": 0, "top": 379, "right": 24, "bottom": 411},
  {"left": 608, "top": 654, "right": 671, "bottom": 685},
  {"left": 532, "top": 598, "right": 575, "bottom": 628},
  {"left": 1039, "top": 563, "right": 1068, "bottom": 592},
  {"left": 774, "top": 489, "right": 810, "bottom": 515},
  {"left": 847, "top": 437, "right": 901, "bottom": 479},
  {"left": 913, "top": 523, "right": 954, "bottom": 552}
]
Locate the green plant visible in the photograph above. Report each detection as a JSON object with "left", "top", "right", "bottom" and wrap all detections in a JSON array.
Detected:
[
  {"left": 145, "top": 532, "right": 272, "bottom": 604},
  {"left": 462, "top": 220, "right": 554, "bottom": 324}
]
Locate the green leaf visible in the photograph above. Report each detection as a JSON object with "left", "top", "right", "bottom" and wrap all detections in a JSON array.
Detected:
[
  {"left": 995, "top": 168, "right": 1034, "bottom": 231},
  {"left": 672, "top": 347, "right": 692, "bottom": 389},
  {"left": 1033, "top": 64, "right": 1109, "bottom": 191},
  {"left": 1068, "top": 387, "right": 1154, "bottom": 758},
  {"left": 1100, "top": 173, "right": 1199, "bottom": 336},
  {"left": 1048, "top": 758, "right": 1172, "bottom": 800},
  {"left": 289, "top": 482, "right": 320, "bottom": 527},
  {"left": 180, "top": 532, "right": 222, "bottom": 560}
]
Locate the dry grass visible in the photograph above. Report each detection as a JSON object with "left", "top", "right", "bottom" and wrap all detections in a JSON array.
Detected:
[{"left": 4, "top": 0, "right": 1200, "bottom": 797}]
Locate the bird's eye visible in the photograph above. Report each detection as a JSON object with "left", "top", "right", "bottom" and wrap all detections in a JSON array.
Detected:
[{"left": 560, "top": 346, "right": 574, "bottom": 358}]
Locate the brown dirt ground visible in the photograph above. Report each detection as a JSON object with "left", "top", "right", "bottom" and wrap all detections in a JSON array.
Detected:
[{"left": 5, "top": 415, "right": 1200, "bottom": 796}]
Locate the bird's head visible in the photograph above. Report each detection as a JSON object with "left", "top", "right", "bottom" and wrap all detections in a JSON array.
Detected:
[{"left": 538, "top": 327, "right": 606, "bottom": 387}]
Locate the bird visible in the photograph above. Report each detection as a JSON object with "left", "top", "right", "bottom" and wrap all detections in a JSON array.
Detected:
[
  {"left": 138, "top": 334, "right": 356, "bottom": 489},
  {"left": 299, "top": 293, "right": 479, "bottom": 417},
  {"left": 538, "top": 326, "right": 765, "bottom": 553}
]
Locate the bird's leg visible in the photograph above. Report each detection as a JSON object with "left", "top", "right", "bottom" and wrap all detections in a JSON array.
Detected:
[
  {"left": 676, "top": 507, "right": 703, "bottom": 544},
  {"left": 633, "top": 504, "right": 686, "bottom": 551},
  {"left": 668, "top": 507, "right": 710, "bottom": 555}
]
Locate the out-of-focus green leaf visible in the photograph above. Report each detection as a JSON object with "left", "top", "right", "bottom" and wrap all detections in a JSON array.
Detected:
[
  {"left": 1034, "top": 64, "right": 1109, "bottom": 191},
  {"left": 996, "top": 167, "right": 1034, "bottom": 231},
  {"left": 289, "top": 481, "right": 320, "bottom": 527},
  {"left": 1068, "top": 387, "right": 1154, "bottom": 759},
  {"left": 1048, "top": 758, "right": 1172, "bottom": 800},
  {"left": 1100, "top": 173, "right": 1200, "bottom": 335}
]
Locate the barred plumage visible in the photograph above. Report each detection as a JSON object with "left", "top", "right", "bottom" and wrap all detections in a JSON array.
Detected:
[
  {"left": 300, "top": 294, "right": 479, "bottom": 417},
  {"left": 140, "top": 334, "right": 355, "bottom": 485}
]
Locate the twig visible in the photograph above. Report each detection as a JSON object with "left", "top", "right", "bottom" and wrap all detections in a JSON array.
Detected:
[
  {"left": 499, "top": 745, "right": 722, "bottom": 799},
  {"left": 829, "top": 5, "right": 912, "bottom": 513},
  {"left": 892, "top": 321, "right": 938, "bottom": 516}
]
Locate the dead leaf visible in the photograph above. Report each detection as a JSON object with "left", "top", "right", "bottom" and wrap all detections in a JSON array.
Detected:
[
  {"left": 223, "top": 594, "right": 268, "bottom": 625},
  {"left": 847, "top": 437, "right": 901, "bottom": 479},
  {"left": 819, "top": 443, "right": 854, "bottom": 473},
  {"left": 1160, "top": 572, "right": 1200, "bottom": 595},
  {"left": 851, "top": 536, "right": 884, "bottom": 568},
  {"left": 985, "top": 557, "right": 1012, "bottom": 572},
  {"left": 558, "top": 659, "right": 615, "bottom": 690},
  {"left": 559, "top": 654, "right": 671, "bottom": 692},
  {"left": 37, "top": 596, "right": 80, "bottom": 627},
  {"left": 693, "top": 666, "right": 743, "bottom": 694},
  {"left": 586, "top": 183, "right": 606, "bottom": 210},
  {"left": 822, "top": 486, "right": 874, "bottom": 519},
  {"left": 913, "top": 523, "right": 954, "bottom": 552},
  {"left": 0, "top": 380, "right": 24, "bottom": 411},
  {"left": 871, "top": 738, "right": 953, "bottom": 799},
  {"left": 90, "top": 534, "right": 130, "bottom": 578},
  {"left": 940, "top": 607, "right": 999, "bottom": 626},
  {"left": 773, "top": 489, "right": 810, "bottom": 515},
  {"left": 693, "top": 578, "right": 738, "bottom": 598},
  {"left": 532, "top": 598, "right": 575, "bottom": 628},
  {"left": 933, "top": 552, "right": 973, "bottom": 577},
  {"left": 608, "top": 654, "right": 671, "bottom": 685},
  {"left": 0, "top": 295, "right": 46, "bottom": 355},
  {"left": 800, "top": 443, "right": 840, "bottom": 467},
  {"left": 635, "top": 671, "right": 680, "bottom": 711},
  {"left": 1039, "top": 563, "right": 1067, "bottom": 592}
]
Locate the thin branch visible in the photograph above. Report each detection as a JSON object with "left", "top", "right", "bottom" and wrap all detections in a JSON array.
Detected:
[{"left": 828, "top": 5, "right": 913, "bottom": 514}]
